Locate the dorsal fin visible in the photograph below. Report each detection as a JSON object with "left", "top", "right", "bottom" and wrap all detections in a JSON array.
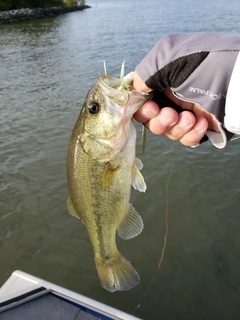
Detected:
[{"left": 67, "top": 196, "right": 80, "bottom": 219}]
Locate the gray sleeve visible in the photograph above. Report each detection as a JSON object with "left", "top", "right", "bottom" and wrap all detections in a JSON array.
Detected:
[
  {"left": 135, "top": 33, "right": 240, "bottom": 147},
  {"left": 136, "top": 32, "right": 240, "bottom": 87}
]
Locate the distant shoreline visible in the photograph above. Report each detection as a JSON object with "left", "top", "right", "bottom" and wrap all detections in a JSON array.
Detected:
[{"left": 0, "top": 4, "right": 90, "bottom": 25}]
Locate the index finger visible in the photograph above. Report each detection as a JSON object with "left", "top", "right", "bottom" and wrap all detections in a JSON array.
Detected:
[{"left": 134, "top": 100, "right": 160, "bottom": 123}]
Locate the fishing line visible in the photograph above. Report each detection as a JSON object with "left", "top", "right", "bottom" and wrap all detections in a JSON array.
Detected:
[
  {"left": 157, "top": 140, "right": 174, "bottom": 270},
  {"left": 230, "top": 135, "right": 240, "bottom": 141},
  {"left": 132, "top": 140, "right": 174, "bottom": 315}
]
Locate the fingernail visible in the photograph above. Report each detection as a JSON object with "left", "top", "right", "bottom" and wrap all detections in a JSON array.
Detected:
[
  {"left": 160, "top": 114, "right": 177, "bottom": 126},
  {"left": 178, "top": 115, "right": 191, "bottom": 128},
  {"left": 194, "top": 120, "right": 207, "bottom": 133}
]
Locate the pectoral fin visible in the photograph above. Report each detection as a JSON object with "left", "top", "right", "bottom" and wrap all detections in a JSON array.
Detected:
[
  {"left": 117, "top": 204, "right": 144, "bottom": 239},
  {"left": 67, "top": 196, "right": 80, "bottom": 219},
  {"left": 134, "top": 157, "right": 143, "bottom": 170},
  {"left": 132, "top": 158, "right": 146, "bottom": 192}
]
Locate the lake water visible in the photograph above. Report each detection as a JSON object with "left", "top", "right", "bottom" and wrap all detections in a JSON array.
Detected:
[{"left": 1, "top": 0, "right": 240, "bottom": 319}]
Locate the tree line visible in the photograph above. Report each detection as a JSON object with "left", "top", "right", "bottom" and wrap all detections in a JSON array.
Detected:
[{"left": 0, "top": 0, "right": 85, "bottom": 11}]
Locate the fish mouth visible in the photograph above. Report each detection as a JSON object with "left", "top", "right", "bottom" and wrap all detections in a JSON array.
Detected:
[
  {"left": 97, "top": 73, "right": 152, "bottom": 115},
  {"left": 97, "top": 73, "right": 131, "bottom": 107},
  {"left": 98, "top": 73, "right": 150, "bottom": 100}
]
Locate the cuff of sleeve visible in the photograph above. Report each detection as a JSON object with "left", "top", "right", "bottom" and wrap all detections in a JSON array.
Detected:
[
  {"left": 206, "top": 130, "right": 226, "bottom": 149},
  {"left": 206, "top": 121, "right": 234, "bottom": 149}
]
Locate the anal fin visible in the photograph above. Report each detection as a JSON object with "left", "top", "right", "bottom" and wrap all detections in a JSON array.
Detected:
[{"left": 117, "top": 204, "right": 143, "bottom": 239}]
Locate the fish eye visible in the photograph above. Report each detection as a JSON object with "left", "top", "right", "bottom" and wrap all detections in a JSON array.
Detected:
[{"left": 88, "top": 102, "right": 100, "bottom": 114}]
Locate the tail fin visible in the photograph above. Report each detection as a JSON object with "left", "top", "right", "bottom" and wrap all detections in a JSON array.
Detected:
[{"left": 95, "top": 253, "right": 140, "bottom": 292}]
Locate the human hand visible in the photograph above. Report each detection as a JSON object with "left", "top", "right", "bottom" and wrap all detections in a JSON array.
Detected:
[{"left": 133, "top": 71, "right": 219, "bottom": 147}]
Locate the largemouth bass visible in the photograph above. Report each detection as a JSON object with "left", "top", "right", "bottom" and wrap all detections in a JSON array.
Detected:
[{"left": 67, "top": 71, "right": 151, "bottom": 292}]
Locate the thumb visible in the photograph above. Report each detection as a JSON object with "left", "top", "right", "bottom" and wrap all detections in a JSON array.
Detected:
[{"left": 133, "top": 71, "right": 152, "bottom": 92}]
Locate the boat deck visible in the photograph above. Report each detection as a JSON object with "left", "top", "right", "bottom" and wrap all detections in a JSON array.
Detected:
[
  {"left": 0, "top": 270, "right": 141, "bottom": 320},
  {"left": 0, "top": 290, "right": 100, "bottom": 320}
]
